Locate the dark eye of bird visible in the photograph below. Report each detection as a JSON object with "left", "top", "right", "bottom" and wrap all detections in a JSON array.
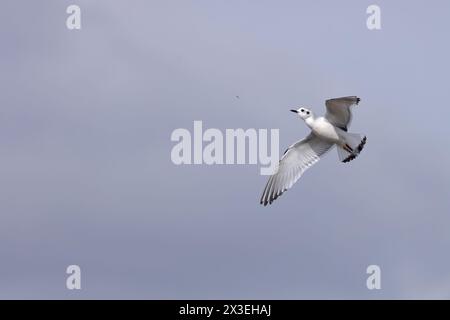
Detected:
[
  {"left": 306, "top": 111, "right": 310, "bottom": 114},
  {"left": 300, "top": 109, "right": 304, "bottom": 112}
]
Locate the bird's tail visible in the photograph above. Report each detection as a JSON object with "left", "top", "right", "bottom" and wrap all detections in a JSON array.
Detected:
[{"left": 337, "top": 133, "right": 367, "bottom": 163}]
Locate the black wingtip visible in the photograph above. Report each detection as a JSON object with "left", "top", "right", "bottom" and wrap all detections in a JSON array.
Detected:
[
  {"left": 356, "top": 97, "right": 361, "bottom": 105},
  {"left": 341, "top": 136, "right": 367, "bottom": 163}
]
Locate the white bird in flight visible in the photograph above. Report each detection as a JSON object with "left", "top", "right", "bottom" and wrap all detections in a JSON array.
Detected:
[{"left": 260, "top": 96, "right": 366, "bottom": 206}]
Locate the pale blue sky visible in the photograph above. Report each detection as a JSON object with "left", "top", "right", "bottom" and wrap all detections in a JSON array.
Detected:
[{"left": 1, "top": 0, "right": 450, "bottom": 299}]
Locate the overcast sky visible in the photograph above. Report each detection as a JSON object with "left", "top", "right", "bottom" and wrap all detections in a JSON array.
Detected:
[{"left": 1, "top": 0, "right": 450, "bottom": 299}]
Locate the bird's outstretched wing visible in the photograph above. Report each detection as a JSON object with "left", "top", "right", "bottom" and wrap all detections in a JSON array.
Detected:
[
  {"left": 325, "top": 96, "right": 360, "bottom": 131},
  {"left": 260, "top": 133, "right": 334, "bottom": 206}
]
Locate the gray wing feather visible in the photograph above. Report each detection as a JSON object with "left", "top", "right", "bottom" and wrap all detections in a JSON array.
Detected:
[
  {"left": 325, "top": 96, "right": 360, "bottom": 130},
  {"left": 260, "top": 133, "right": 334, "bottom": 206}
]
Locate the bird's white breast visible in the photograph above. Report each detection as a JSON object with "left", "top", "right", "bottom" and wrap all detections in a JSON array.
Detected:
[{"left": 309, "top": 117, "right": 340, "bottom": 142}]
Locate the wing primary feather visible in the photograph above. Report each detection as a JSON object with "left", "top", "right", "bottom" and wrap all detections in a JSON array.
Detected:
[{"left": 259, "top": 134, "right": 334, "bottom": 206}]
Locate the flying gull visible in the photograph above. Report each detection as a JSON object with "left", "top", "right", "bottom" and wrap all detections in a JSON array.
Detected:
[{"left": 260, "top": 96, "right": 366, "bottom": 206}]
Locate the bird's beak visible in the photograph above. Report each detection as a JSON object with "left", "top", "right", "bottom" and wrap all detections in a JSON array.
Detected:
[{"left": 290, "top": 109, "right": 298, "bottom": 113}]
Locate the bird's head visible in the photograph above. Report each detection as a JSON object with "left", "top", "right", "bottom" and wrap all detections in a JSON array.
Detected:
[{"left": 290, "top": 107, "right": 313, "bottom": 120}]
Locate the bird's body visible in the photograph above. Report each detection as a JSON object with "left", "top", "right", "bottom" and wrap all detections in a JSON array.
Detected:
[
  {"left": 260, "top": 96, "right": 366, "bottom": 206},
  {"left": 307, "top": 116, "right": 341, "bottom": 143}
]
